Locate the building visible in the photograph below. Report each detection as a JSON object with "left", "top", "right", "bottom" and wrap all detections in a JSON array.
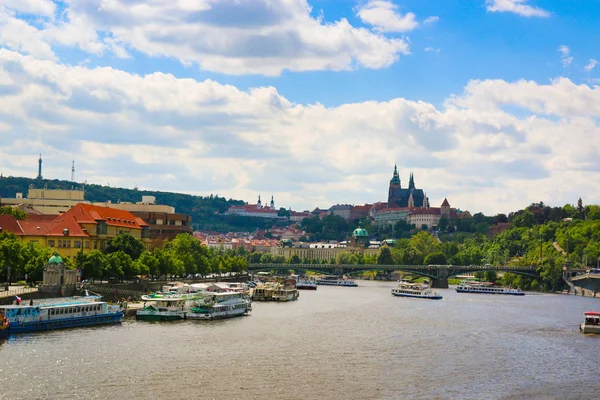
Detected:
[
  {"left": 351, "top": 204, "right": 371, "bottom": 220},
  {"left": 225, "top": 195, "right": 285, "bottom": 219},
  {"left": 1, "top": 187, "right": 88, "bottom": 215},
  {"left": 329, "top": 204, "right": 353, "bottom": 221},
  {"left": 387, "top": 164, "right": 429, "bottom": 208},
  {"left": 0, "top": 203, "right": 150, "bottom": 260},
  {"left": 374, "top": 208, "right": 410, "bottom": 227}
]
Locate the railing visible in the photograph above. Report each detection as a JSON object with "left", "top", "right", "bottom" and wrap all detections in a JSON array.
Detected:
[{"left": 0, "top": 286, "right": 39, "bottom": 299}]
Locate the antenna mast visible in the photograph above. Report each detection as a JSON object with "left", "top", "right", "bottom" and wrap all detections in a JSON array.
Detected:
[{"left": 71, "top": 161, "right": 75, "bottom": 182}]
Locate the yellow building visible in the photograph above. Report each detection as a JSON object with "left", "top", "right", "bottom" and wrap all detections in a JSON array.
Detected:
[{"left": 0, "top": 203, "right": 150, "bottom": 260}]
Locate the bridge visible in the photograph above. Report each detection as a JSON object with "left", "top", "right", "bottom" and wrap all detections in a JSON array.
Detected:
[{"left": 248, "top": 264, "right": 540, "bottom": 288}]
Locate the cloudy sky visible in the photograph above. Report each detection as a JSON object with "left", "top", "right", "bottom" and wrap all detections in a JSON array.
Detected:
[{"left": 0, "top": 0, "right": 599, "bottom": 215}]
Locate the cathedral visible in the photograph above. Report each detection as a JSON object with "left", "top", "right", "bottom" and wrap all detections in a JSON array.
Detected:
[{"left": 387, "top": 164, "right": 429, "bottom": 208}]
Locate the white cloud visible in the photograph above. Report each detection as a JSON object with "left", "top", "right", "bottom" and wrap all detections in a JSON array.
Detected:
[
  {"left": 423, "top": 16, "right": 439, "bottom": 25},
  {"left": 559, "top": 45, "right": 573, "bottom": 67},
  {"left": 357, "top": 0, "right": 419, "bottom": 32},
  {"left": 425, "top": 47, "right": 440, "bottom": 53},
  {"left": 585, "top": 59, "right": 598, "bottom": 72},
  {"left": 0, "top": 0, "right": 411, "bottom": 76},
  {"left": 0, "top": 0, "right": 56, "bottom": 17},
  {"left": 485, "top": 0, "right": 550, "bottom": 18},
  {"left": 1, "top": 49, "right": 600, "bottom": 215}
]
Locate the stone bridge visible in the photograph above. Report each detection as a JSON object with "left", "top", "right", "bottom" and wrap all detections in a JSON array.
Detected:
[{"left": 248, "top": 264, "right": 541, "bottom": 288}]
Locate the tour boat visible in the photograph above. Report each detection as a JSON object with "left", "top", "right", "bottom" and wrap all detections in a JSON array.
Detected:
[
  {"left": 455, "top": 281, "right": 524, "bottom": 296},
  {"left": 0, "top": 295, "right": 124, "bottom": 334},
  {"left": 391, "top": 281, "right": 442, "bottom": 300},
  {"left": 137, "top": 295, "right": 189, "bottom": 321},
  {"left": 580, "top": 311, "right": 600, "bottom": 334},
  {"left": 273, "top": 287, "right": 300, "bottom": 301},
  {"left": 315, "top": 276, "right": 358, "bottom": 287},
  {"left": 296, "top": 280, "right": 318, "bottom": 290},
  {"left": 187, "top": 292, "right": 251, "bottom": 320},
  {"left": 0, "top": 309, "right": 9, "bottom": 338}
]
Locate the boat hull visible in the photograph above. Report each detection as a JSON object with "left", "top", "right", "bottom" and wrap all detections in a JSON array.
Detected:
[
  {"left": 391, "top": 292, "right": 442, "bottom": 300},
  {"left": 187, "top": 309, "right": 248, "bottom": 320},
  {"left": 296, "top": 285, "right": 317, "bottom": 290},
  {"left": 455, "top": 288, "right": 525, "bottom": 296},
  {"left": 580, "top": 323, "right": 600, "bottom": 334},
  {"left": 136, "top": 312, "right": 185, "bottom": 321},
  {"left": 316, "top": 281, "right": 358, "bottom": 287},
  {"left": 7, "top": 312, "right": 124, "bottom": 334}
]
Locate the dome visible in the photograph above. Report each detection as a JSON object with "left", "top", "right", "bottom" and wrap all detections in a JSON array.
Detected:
[
  {"left": 48, "top": 252, "right": 63, "bottom": 264},
  {"left": 353, "top": 227, "right": 369, "bottom": 238}
]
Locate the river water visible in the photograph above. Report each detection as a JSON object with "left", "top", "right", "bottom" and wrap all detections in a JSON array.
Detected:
[{"left": 1, "top": 281, "right": 600, "bottom": 400}]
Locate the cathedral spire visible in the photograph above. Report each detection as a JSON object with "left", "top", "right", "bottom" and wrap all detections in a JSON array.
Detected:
[
  {"left": 270, "top": 195, "right": 275, "bottom": 210},
  {"left": 257, "top": 194, "right": 262, "bottom": 207},
  {"left": 390, "top": 163, "right": 401, "bottom": 186},
  {"left": 408, "top": 172, "right": 415, "bottom": 190}
]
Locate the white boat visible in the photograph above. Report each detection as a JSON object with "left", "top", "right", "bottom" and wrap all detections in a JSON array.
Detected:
[
  {"left": 272, "top": 287, "right": 300, "bottom": 302},
  {"left": 187, "top": 292, "right": 251, "bottom": 320},
  {"left": 0, "top": 294, "right": 123, "bottom": 334},
  {"left": 455, "top": 281, "right": 524, "bottom": 296},
  {"left": 137, "top": 294, "right": 189, "bottom": 321},
  {"left": 580, "top": 311, "right": 600, "bottom": 334},
  {"left": 296, "top": 280, "right": 318, "bottom": 290},
  {"left": 391, "top": 281, "right": 442, "bottom": 300},
  {"left": 315, "top": 276, "right": 358, "bottom": 287},
  {"left": 251, "top": 282, "right": 299, "bottom": 301}
]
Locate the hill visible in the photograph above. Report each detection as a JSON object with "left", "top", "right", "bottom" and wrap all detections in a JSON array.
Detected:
[{"left": 0, "top": 176, "right": 291, "bottom": 232}]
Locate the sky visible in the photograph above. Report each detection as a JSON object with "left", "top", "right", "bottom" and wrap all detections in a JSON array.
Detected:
[{"left": 0, "top": 0, "right": 599, "bottom": 216}]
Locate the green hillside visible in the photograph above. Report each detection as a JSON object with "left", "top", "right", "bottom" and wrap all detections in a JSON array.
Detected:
[{"left": 0, "top": 176, "right": 290, "bottom": 232}]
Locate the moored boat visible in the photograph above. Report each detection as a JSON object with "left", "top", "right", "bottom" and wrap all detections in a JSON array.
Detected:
[
  {"left": 296, "top": 280, "right": 317, "bottom": 290},
  {"left": 580, "top": 311, "right": 600, "bottom": 334},
  {"left": 391, "top": 281, "right": 442, "bottom": 300},
  {"left": 315, "top": 276, "right": 358, "bottom": 287},
  {"left": 0, "top": 295, "right": 123, "bottom": 334},
  {"left": 137, "top": 295, "right": 189, "bottom": 321},
  {"left": 455, "top": 280, "right": 524, "bottom": 296},
  {"left": 187, "top": 292, "right": 251, "bottom": 320}
]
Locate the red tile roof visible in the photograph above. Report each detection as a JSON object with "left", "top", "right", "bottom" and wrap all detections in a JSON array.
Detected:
[
  {"left": 0, "top": 215, "right": 24, "bottom": 235},
  {"left": 55, "top": 203, "right": 148, "bottom": 229}
]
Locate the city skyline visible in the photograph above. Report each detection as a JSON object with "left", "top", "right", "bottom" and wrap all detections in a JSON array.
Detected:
[{"left": 0, "top": 0, "right": 598, "bottom": 215}]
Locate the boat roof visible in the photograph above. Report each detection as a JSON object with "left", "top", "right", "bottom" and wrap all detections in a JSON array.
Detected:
[
  {"left": 584, "top": 311, "right": 600, "bottom": 316},
  {"left": 0, "top": 300, "right": 106, "bottom": 309}
]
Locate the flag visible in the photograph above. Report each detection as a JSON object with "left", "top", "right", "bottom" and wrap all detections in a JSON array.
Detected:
[{"left": 15, "top": 296, "right": 21, "bottom": 302}]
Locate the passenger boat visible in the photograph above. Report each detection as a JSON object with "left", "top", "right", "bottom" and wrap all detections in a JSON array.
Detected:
[
  {"left": 455, "top": 281, "right": 524, "bottom": 296},
  {"left": 0, "top": 295, "right": 124, "bottom": 334},
  {"left": 273, "top": 287, "right": 300, "bottom": 301},
  {"left": 391, "top": 281, "right": 442, "bottom": 300},
  {"left": 296, "top": 280, "right": 317, "bottom": 290},
  {"left": 580, "top": 311, "right": 600, "bottom": 334},
  {"left": 0, "top": 309, "right": 9, "bottom": 338},
  {"left": 137, "top": 295, "right": 189, "bottom": 321},
  {"left": 187, "top": 292, "right": 251, "bottom": 320},
  {"left": 315, "top": 276, "right": 358, "bottom": 287}
]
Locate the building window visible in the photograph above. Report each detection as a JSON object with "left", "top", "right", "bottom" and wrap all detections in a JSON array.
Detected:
[
  {"left": 74, "top": 240, "right": 81, "bottom": 248},
  {"left": 48, "top": 240, "right": 55, "bottom": 247},
  {"left": 100, "top": 241, "right": 107, "bottom": 251},
  {"left": 84, "top": 241, "right": 90, "bottom": 248}
]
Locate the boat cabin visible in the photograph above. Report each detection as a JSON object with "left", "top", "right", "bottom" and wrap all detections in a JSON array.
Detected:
[{"left": 584, "top": 312, "right": 600, "bottom": 325}]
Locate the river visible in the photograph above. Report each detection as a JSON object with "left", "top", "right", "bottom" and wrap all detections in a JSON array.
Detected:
[{"left": 1, "top": 281, "right": 599, "bottom": 400}]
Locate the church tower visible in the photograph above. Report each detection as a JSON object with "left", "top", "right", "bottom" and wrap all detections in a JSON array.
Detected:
[
  {"left": 36, "top": 154, "right": 43, "bottom": 180},
  {"left": 388, "top": 164, "right": 401, "bottom": 205},
  {"left": 408, "top": 172, "right": 415, "bottom": 190},
  {"left": 257, "top": 194, "right": 262, "bottom": 208},
  {"left": 270, "top": 195, "right": 275, "bottom": 210}
]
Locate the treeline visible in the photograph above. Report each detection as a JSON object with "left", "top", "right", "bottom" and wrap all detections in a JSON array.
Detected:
[{"left": 0, "top": 176, "right": 279, "bottom": 232}]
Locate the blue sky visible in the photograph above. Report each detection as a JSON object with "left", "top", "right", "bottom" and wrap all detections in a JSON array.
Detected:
[{"left": 0, "top": 0, "right": 599, "bottom": 215}]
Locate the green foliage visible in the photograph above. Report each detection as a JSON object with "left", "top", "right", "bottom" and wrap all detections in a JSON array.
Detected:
[
  {"left": 424, "top": 251, "right": 447, "bottom": 265},
  {"left": 0, "top": 206, "right": 27, "bottom": 220},
  {"left": 105, "top": 233, "right": 145, "bottom": 261},
  {"left": 377, "top": 246, "right": 395, "bottom": 265}
]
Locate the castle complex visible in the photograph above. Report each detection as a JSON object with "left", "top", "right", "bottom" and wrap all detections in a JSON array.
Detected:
[{"left": 387, "top": 164, "right": 429, "bottom": 208}]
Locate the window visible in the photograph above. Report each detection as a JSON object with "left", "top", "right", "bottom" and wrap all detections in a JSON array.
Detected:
[
  {"left": 84, "top": 241, "right": 89, "bottom": 248},
  {"left": 48, "top": 240, "right": 55, "bottom": 247},
  {"left": 74, "top": 241, "right": 81, "bottom": 248}
]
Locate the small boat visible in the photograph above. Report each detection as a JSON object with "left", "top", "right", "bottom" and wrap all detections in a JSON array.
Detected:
[
  {"left": 391, "top": 281, "right": 442, "bottom": 300},
  {"left": 187, "top": 292, "right": 251, "bottom": 320},
  {"left": 580, "top": 311, "right": 600, "bottom": 334},
  {"left": 296, "top": 280, "right": 317, "bottom": 290},
  {"left": 137, "top": 295, "right": 189, "bottom": 321},
  {"left": 455, "top": 280, "right": 524, "bottom": 296},
  {"left": 251, "top": 282, "right": 299, "bottom": 301},
  {"left": 315, "top": 276, "right": 358, "bottom": 287},
  {"left": 0, "top": 295, "right": 123, "bottom": 334}
]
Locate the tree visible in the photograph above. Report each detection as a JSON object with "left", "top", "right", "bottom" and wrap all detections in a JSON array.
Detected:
[
  {"left": 0, "top": 206, "right": 27, "bottom": 220},
  {"left": 81, "top": 250, "right": 106, "bottom": 283},
  {"left": 437, "top": 217, "right": 449, "bottom": 232},
  {"left": 105, "top": 233, "right": 145, "bottom": 261},
  {"left": 288, "top": 254, "right": 301, "bottom": 264},
  {"left": 424, "top": 252, "right": 447, "bottom": 265},
  {"left": 377, "top": 246, "right": 395, "bottom": 265}
]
